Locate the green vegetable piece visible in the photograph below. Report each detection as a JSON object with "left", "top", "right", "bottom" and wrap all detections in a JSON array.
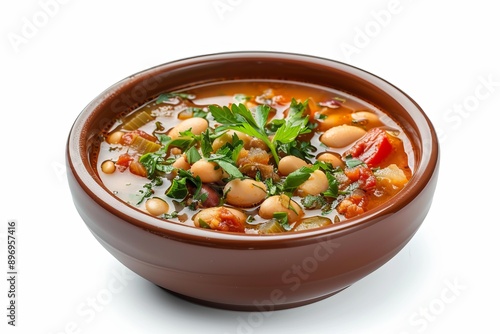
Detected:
[
  {"left": 323, "top": 172, "right": 339, "bottom": 198},
  {"left": 301, "top": 194, "right": 327, "bottom": 210},
  {"left": 122, "top": 111, "right": 154, "bottom": 131},
  {"left": 273, "top": 211, "right": 291, "bottom": 230},
  {"left": 345, "top": 155, "right": 365, "bottom": 168},
  {"left": 254, "top": 104, "right": 271, "bottom": 130},
  {"left": 233, "top": 94, "right": 251, "bottom": 103},
  {"left": 209, "top": 102, "right": 307, "bottom": 165},
  {"left": 165, "top": 178, "right": 188, "bottom": 200},
  {"left": 198, "top": 218, "right": 211, "bottom": 229},
  {"left": 216, "top": 160, "right": 243, "bottom": 178},
  {"left": 200, "top": 129, "right": 213, "bottom": 158},
  {"left": 282, "top": 166, "right": 318, "bottom": 194},
  {"left": 156, "top": 92, "right": 195, "bottom": 104},
  {"left": 185, "top": 146, "right": 202, "bottom": 164},
  {"left": 258, "top": 220, "right": 286, "bottom": 234},
  {"left": 130, "top": 135, "right": 161, "bottom": 154},
  {"left": 292, "top": 216, "right": 333, "bottom": 232},
  {"left": 136, "top": 177, "right": 163, "bottom": 205}
]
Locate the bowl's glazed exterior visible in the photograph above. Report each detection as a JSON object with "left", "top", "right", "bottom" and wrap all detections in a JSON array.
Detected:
[{"left": 66, "top": 52, "right": 439, "bottom": 310}]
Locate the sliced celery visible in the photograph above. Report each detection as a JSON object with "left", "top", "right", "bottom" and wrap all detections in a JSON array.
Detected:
[
  {"left": 122, "top": 111, "right": 154, "bottom": 131},
  {"left": 258, "top": 220, "right": 286, "bottom": 234},
  {"left": 130, "top": 135, "right": 161, "bottom": 154},
  {"left": 292, "top": 216, "right": 332, "bottom": 232}
]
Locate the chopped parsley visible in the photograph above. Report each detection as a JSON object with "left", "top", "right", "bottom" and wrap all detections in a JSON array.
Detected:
[{"left": 208, "top": 100, "right": 310, "bottom": 164}]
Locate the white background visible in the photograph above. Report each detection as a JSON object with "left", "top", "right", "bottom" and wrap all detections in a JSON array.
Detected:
[{"left": 1, "top": 0, "right": 499, "bottom": 333}]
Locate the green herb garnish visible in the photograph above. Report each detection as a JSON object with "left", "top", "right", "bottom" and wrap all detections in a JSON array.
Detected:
[
  {"left": 156, "top": 92, "right": 196, "bottom": 104},
  {"left": 139, "top": 134, "right": 195, "bottom": 178},
  {"left": 273, "top": 212, "right": 291, "bottom": 231},
  {"left": 206, "top": 144, "right": 243, "bottom": 179},
  {"left": 345, "top": 155, "right": 365, "bottom": 168},
  {"left": 282, "top": 165, "right": 318, "bottom": 194},
  {"left": 209, "top": 100, "right": 310, "bottom": 164},
  {"left": 137, "top": 177, "right": 163, "bottom": 204}
]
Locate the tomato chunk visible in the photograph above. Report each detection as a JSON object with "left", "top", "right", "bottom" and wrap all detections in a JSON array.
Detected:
[
  {"left": 217, "top": 208, "right": 245, "bottom": 233},
  {"left": 344, "top": 166, "right": 377, "bottom": 191},
  {"left": 115, "top": 153, "right": 147, "bottom": 177},
  {"left": 129, "top": 161, "right": 147, "bottom": 177},
  {"left": 115, "top": 153, "right": 134, "bottom": 172},
  {"left": 344, "top": 128, "right": 392, "bottom": 167},
  {"left": 337, "top": 190, "right": 369, "bottom": 218}
]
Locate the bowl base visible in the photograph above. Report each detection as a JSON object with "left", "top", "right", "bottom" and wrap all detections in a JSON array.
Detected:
[{"left": 159, "top": 285, "right": 350, "bottom": 311}]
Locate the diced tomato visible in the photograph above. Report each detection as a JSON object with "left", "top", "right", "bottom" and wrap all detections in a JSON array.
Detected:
[
  {"left": 344, "top": 166, "right": 377, "bottom": 191},
  {"left": 115, "top": 153, "right": 134, "bottom": 172},
  {"left": 216, "top": 208, "right": 245, "bottom": 233},
  {"left": 129, "top": 161, "right": 147, "bottom": 177},
  {"left": 337, "top": 190, "right": 369, "bottom": 218},
  {"left": 345, "top": 128, "right": 392, "bottom": 167},
  {"left": 115, "top": 154, "right": 147, "bottom": 177},
  {"left": 120, "top": 130, "right": 157, "bottom": 146},
  {"left": 344, "top": 167, "right": 360, "bottom": 181}
]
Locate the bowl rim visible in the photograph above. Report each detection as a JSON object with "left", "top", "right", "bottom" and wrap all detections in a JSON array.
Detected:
[{"left": 66, "top": 51, "right": 439, "bottom": 248}]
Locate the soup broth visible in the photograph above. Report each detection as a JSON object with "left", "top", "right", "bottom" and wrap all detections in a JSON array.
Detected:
[{"left": 96, "top": 80, "right": 413, "bottom": 234}]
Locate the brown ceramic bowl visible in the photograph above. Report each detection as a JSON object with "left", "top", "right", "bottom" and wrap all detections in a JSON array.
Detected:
[{"left": 66, "top": 52, "right": 439, "bottom": 311}]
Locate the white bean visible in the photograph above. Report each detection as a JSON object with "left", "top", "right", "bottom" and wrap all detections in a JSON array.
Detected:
[
  {"left": 101, "top": 160, "right": 116, "bottom": 174},
  {"left": 320, "top": 125, "right": 366, "bottom": 148},
  {"left": 212, "top": 132, "right": 232, "bottom": 152},
  {"left": 172, "top": 155, "right": 190, "bottom": 170},
  {"left": 145, "top": 198, "right": 169, "bottom": 216},
  {"left": 320, "top": 113, "right": 351, "bottom": 129},
  {"left": 278, "top": 156, "right": 308, "bottom": 176},
  {"left": 106, "top": 131, "right": 124, "bottom": 144},
  {"left": 190, "top": 159, "right": 223, "bottom": 183},
  {"left": 317, "top": 152, "right": 343, "bottom": 168},
  {"left": 224, "top": 179, "right": 267, "bottom": 207},
  {"left": 168, "top": 117, "right": 208, "bottom": 139},
  {"left": 297, "top": 170, "right": 329, "bottom": 196},
  {"left": 351, "top": 111, "right": 382, "bottom": 126},
  {"left": 259, "top": 194, "right": 303, "bottom": 224}
]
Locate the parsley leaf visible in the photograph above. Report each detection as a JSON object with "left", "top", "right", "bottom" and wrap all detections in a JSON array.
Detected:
[
  {"left": 200, "top": 129, "right": 213, "bottom": 158},
  {"left": 209, "top": 103, "right": 277, "bottom": 163},
  {"left": 282, "top": 165, "right": 318, "bottom": 194},
  {"left": 272, "top": 99, "right": 310, "bottom": 146},
  {"left": 137, "top": 177, "right": 163, "bottom": 204},
  {"left": 209, "top": 104, "right": 243, "bottom": 125},
  {"left": 207, "top": 144, "right": 243, "bottom": 179},
  {"left": 216, "top": 160, "right": 242, "bottom": 178},
  {"left": 345, "top": 155, "right": 365, "bottom": 168},
  {"left": 165, "top": 178, "right": 188, "bottom": 200},
  {"left": 139, "top": 135, "right": 195, "bottom": 178},
  {"left": 156, "top": 92, "right": 195, "bottom": 104},
  {"left": 209, "top": 102, "right": 310, "bottom": 165},
  {"left": 191, "top": 107, "right": 209, "bottom": 119},
  {"left": 273, "top": 212, "right": 291, "bottom": 231},
  {"left": 323, "top": 172, "right": 339, "bottom": 198},
  {"left": 234, "top": 94, "right": 251, "bottom": 103},
  {"left": 254, "top": 104, "right": 271, "bottom": 130},
  {"left": 166, "top": 169, "right": 203, "bottom": 202},
  {"left": 301, "top": 194, "right": 327, "bottom": 210},
  {"left": 277, "top": 140, "right": 316, "bottom": 163},
  {"left": 185, "top": 146, "right": 201, "bottom": 164}
]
